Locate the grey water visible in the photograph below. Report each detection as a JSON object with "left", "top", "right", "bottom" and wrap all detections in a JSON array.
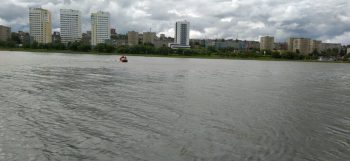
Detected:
[{"left": 0, "top": 51, "right": 349, "bottom": 161}]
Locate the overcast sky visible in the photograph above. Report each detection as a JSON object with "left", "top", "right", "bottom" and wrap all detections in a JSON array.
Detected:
[{"left": 0, "top": 0, "right": 349, "bottom": 44}]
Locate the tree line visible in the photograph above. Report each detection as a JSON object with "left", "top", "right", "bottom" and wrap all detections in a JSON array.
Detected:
[{"left": 1, "top": 33, "right": 349, "bottom": 61}]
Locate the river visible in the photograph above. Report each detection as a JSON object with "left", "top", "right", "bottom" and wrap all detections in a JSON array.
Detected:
[{"left": 0, "top": 51, "right": 349, "bottom": 161}]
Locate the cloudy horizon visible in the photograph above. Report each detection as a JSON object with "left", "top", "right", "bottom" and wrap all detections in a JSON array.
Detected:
[{"left": 0, "top": 0, "right": 349, "bottom": 44}]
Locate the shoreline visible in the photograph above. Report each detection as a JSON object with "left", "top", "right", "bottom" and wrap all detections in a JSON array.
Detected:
[{"left": 0, "top": 48, "right": 348, "bottom": 63}]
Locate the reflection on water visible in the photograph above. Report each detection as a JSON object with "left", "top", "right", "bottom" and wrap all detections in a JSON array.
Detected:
[{"left": 0, "top": 51, "right": 349, "bottom": 161}]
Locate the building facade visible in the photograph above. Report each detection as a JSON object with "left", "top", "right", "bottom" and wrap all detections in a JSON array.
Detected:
[
  {"left": 260, "top": 36, "right": 274, "bottom": 50},
  {"left": 91, "top": 11, "right": 110, "bottom": 46},
  {"left": 0, "top": 25, "right": 11, "bottom": 42},
  {"left": 172, "top": 21, "right": 190, "bottom": 48},
  {"left": 143, "top": 32, "right": 156, "bottom": 44},
  {"left": 274, "top": 42, "right": 288, "bottom": 50},
  {"left": 293, "top": 38, "right": 311, "bottom": 55},
  {"left": 154, "top": 39, "right": 173, "bottom": 48},
  {"left": 287, "top": 38, "right": 295, "bottom": 52},
  {"left": 320, "top": 43, "right": 342, "bottom": 53},
  {"left": 127, "top": 31, "right": 139, "bottom": 46},
  {"left": 60, "top": 9, "right": 82, "bottom": 44},
  {"left": 29, "top": 8, "right": 52, "bottom": 44},
  {"left": 309, "top": 40, "right": 322, "bottom": 53}
]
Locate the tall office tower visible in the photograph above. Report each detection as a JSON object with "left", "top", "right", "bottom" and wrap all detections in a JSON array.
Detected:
[
  {"left": 91, "top": 11, "right": 110, "bottom": 46},
  {"left": 29, "top": 8, "right": 52, "bottom": 44},
  {"left": 260, "top": 36, "right": 274, "bottom": 50},
  {"left": 175, "top": 21, "right": 190, "bottom": 47},
  {"left": 60, "top": 9, "right": 82, "bottom": 44}
]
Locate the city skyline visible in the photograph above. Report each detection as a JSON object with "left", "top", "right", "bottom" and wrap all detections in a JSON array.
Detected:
[{"left": 0, "top": 0, "right": 349, "bottom": 44}]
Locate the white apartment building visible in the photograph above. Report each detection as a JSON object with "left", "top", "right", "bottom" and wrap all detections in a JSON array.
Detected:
[
  {"left": 60, "top": 9, "right": 82, "bottom": 44},
  {"left": 29, "top": 8, "right": 52, "bottom": 44},
  {"left": 91, "top": 11, "right": 110, "bottom": 46},
  {"left": 171, "top": 21, "right": 190, "bottom": 48}
]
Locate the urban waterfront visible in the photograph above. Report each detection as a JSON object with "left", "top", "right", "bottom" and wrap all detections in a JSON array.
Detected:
[{"left": 0, "top": 51, "right": 349, "bottom": 161}]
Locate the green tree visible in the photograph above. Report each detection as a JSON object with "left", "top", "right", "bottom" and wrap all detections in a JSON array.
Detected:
[
  {"left": 11, "top": 33, "right": 21, "bottom": 44},
  {"left": 271, "top": 51, "right": 281, "bottom": 58}
]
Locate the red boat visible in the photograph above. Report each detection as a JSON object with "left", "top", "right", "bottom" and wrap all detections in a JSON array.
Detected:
[{"left": 120, "top": 56, "right": 128, "bottom": 62}]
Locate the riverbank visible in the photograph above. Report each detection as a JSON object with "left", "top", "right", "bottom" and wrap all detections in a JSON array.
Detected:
[{"left": 0, "top": 48, "right": 348, "bottom": 63}]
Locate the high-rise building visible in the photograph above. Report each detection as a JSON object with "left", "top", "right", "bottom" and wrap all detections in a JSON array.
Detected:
[
  {"left": 260, "top": 36, "right": 274, "bottom": 50},
  {"left": 29, "top": 8, "right": 52, "bottom": 44},
  {"left": 309, "top": 40, "right": 322, "bottom": 53},
  {"left": 172, "top": 21, "right": 190, "bottom": 48},
  {"left": 91, "top": 11, "right": 110, "bottom": 46},
  {"left": 128, "top": 31, "right": 139, "bottom": 46},
  {"left": 293, "top": 38, "right": 311, "bottom": 55},
  {"left": 0, "top": 25, "right": 11, "bottom": 41},
  {"left": 287, "top": 38, "right": 295, "bottom": 52},
  {"left": 60, "top": 9, "right": 82, "bottom": 44},
  {"left": 143, "top": 32, "right": 156, "bottom": 44}
]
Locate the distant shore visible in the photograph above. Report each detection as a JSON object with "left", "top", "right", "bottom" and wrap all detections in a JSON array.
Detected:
[{"left": 0, "top": 48, "right": 348, "bottom": 63}]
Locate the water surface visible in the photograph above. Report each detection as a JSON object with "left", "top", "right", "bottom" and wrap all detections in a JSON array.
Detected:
[{"left": 0, "top": 51, "right": 349, "bottom": 161}]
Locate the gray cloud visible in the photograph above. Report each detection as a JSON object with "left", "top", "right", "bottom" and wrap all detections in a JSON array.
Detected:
[{"left": 0, "top": 0, "right": 349, "bottom": 44}]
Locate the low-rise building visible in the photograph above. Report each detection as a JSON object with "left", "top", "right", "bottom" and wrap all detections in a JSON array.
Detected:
[
  {"left": 245, "top": 41, "right": 260, "bottom": 50},
  {"left": 113, "top": 39, "right": 127, "bottom": 47},
  {"left": 347, "top": 47, "right": 350, "bottom": 55},
  {"left": 154, "top": 39, "right": 173, "bottom": 48},
  {"left": 274, "top": 42, "right": 288, "bottom": 50},
  {"left": 320, "top": 43, "right": 342, "bottom": 53},
  {"left": 214, "top": 39, "right": 260, "bottom": 51}
]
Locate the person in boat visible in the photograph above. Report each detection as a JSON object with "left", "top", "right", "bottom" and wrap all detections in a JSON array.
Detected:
[{"left": 120, "top": 55, "right": 128, "bottom": 62}]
